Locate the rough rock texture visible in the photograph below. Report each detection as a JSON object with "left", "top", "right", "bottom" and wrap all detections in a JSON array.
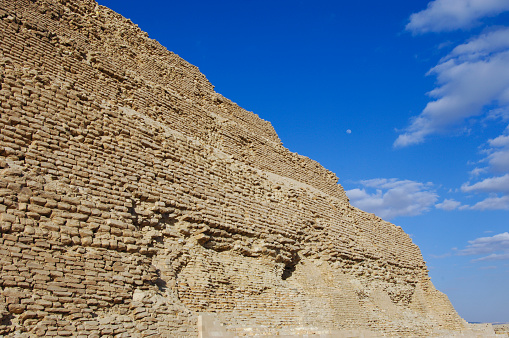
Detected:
[
  {"left": 0, "top": 0, "right": 490, "bottom": 337},
  {"left": 494, "top": 324, "right": 509, "bottom": 336}
]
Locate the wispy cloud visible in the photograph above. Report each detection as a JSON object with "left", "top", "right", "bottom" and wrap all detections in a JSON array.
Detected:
[
  {"left": 346, "top": 178, "right": 438, "bottom": 220},
  {"left": 469, "top": 167, "right": 488, "bottom": 177},
  {"left": 459, "top": 232, "right": 509, "bottom": 261},
  {"left": 459, "top": 126, "right": 509, "bottom": 209},
  {"left": 399, "top": 2, "right": 509, "bottom": 212},
  {"left": 435, "top": 198, "right": 461, "bottom": 210},
  {"left": 406, "top": 0, "right": 509, "bottom": 34},
  {"left": 469, "top": 195, "right": 509, "bottom": 210},
  {"left": 447, "top": 28, "right": 509, "bottom": 60},
  {"left": 395, "top": 29, "right": 509, "bottom": 147},
  {"left": 485, "top": 126, "right": 509, "bottom": 173},
  {"left": 462, "top": 173, "right": 509, "bottom": 194},
  {"left": 487, "top": 107, "right": 509, "bottom": 121},
  {"left": 396, "top": 3, "right": 509, "bottom": 148}
]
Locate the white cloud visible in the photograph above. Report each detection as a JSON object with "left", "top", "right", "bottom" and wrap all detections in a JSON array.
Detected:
[
  {"left": 469, "top": 167, "right": 488, "bottom": 177},
  {"left": 459, "top": 127, "right": 509, "bottom": 210},
  {"left": 487, "top": 107, "right": 509, "bottom": 121},
  {"left": 485, "top": 125, "right": 509, "bottom": 172},
  {"left": 402, "top": 3, "right": 509, "bottom": 213},
  {"left": 435, "top": 198, "right": 461, "bottom": 210},
  {"left": 489, "top": 131, "right": 509, "bottom": 147},
  {"left": 462, "top": 174, "right": 509, "bottom": 193},
  {"left": 474, "top": 254, "right": 509, "bottom": 262},
  {"left": 406, "top": 0, "right": 509, "bottom": 34},
  {"left": 447, "top": 27, "right": 509, "bottom": 60},
  {"left": 395, "top": 28, "right": 509, "bottom": 147},
  {"left": 346, "top": 178, "right": 438, "bottom": 220},
  {"left": 459, "top": 232, "right": 509, "bottom": 261},
  {"left": 469, "top": 195, "right": 509, "bottom": 210},
  {"left": 488, "top": 148, "right": 509, "bottom": 172}
]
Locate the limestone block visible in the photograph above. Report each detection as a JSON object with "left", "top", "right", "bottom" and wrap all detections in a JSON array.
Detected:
[
  {"left": 0, "top": 213, "right": 16, "bottom": 223},
  {"left": 106, "top": 219, "right": 127, "bottom": 230},
  {"left": 8, "top": 303, "right": 25, "bottom": 314},
  {"left": 27, "top": 204, "right": 51, "bottom": 216}
]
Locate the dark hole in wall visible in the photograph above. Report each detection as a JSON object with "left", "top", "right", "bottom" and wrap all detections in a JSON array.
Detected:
[
  {"left": 0, "top": 314, "right": 13, "bottom": 327},
  {"left": 155, "top": 277, "right": 167, "bottom": 292},
  {"left": 282, "top": 265, "right": 296, "bottom": 280}
]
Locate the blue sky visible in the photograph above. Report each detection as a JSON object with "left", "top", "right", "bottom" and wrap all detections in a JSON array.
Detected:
[{"left": 98, "top": 0, "right": 509, "bottom": 323}]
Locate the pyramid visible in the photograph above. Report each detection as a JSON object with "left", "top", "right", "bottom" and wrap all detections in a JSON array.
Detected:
[{"left": 0, "top": 0, "right": 492, "bottom": 336}]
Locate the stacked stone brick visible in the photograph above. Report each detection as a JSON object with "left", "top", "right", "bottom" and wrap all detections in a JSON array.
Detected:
[{"left": 0, "top": 0, "right": 484, "bottom": 337}]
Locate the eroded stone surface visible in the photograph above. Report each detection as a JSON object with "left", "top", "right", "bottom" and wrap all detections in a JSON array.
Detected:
[{"left": 0, "top": 0, "right": 494, "bottom": 337}]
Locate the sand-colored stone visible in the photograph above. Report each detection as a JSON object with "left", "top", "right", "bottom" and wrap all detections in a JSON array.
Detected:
[
  {"left": 0, "top": 0, "right": 505, "bottom": 337},
  {"left": 494, "top": 324, "right": 509, "bottom": 336}
]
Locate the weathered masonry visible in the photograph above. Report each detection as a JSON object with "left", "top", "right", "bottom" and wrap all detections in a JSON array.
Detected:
[{"left": 0, "top": 0, "right": 491, "bottom": 337}]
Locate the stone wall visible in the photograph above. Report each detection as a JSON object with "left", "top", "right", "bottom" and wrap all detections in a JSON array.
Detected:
[{"left": 0, "top": 0, "right": 474, "bottom": 336}]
